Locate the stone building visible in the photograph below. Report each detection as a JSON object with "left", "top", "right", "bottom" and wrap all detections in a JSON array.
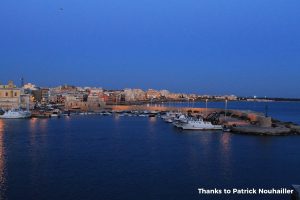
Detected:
[
  {"left": 146, "top": 89, "right": 161, "bottom": 99},
  {"left": 86, "top": 89, "right": 106, "bottom": 110},
  {"left": 0, "top": 81, "right": 22, "bottom": 109},
  {"left": 123, "top": 89, "right": 146, "bottom": 102},
  {"left": 31, "top": 88, "right": 50, "bottom": 103},
  {"left": 64, "top": 91, "right": 106, "bottom": 112},
  {"left": 64, "top": 94, "right": 88, "bottom": 111}
]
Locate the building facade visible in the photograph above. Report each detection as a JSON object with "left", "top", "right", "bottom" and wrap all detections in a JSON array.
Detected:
[{"left": 0, "top": 81, "right": 22, "bottom": 109}]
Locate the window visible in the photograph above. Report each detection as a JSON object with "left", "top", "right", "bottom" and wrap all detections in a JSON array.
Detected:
[
  {"left": 14, "top": 92, "right": 17, "bottom": 96},
  {"left": 5, "top": 92, "right": 8, "bottom": 97}
]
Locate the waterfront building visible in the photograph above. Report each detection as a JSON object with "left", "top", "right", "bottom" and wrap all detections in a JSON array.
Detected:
[
  {"left": 31, "top": 88, "right": 50, "bottom": 103},
  {"left": 160, "top": 90, "right": 170, "bottom": 98},
  {"left": 23, "top": 83, "right": 38, "bottom": 91},
  {"left": 64, "top": 90, "right": 106, "bottom": 111},
  {"left": 87, "top": 89, "right": 106, "bottom": 110},
  {"left": 0, "top": 81, "right": 22, "bottom": 109},
  {"left": 64, "top": 94, "right": 88, "bottom": 111},
  {"left": 146, "top": 89, "right": 161, "bottom": 99},
  {"left": 102, "top": 90, "right": 124, "bottom": 104},
  {"left": 123, "top": 89, "right": 146, "bottom": 102},
  {"left": 214, "top": 95, "right": 237, "bottom": 101}
]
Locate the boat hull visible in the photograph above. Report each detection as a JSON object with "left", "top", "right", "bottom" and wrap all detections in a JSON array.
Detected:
[
  {"left": 0, "top": 112, "right": 31, "bottom": 119},
  {"left": 180, "top": 125, "right": 223, "bottom": 130}
]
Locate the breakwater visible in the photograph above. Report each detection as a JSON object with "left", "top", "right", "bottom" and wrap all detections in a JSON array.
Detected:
[
  {"left": 108, "top": 105, "right": 268, "bottom": 123},
  {"left": 108, "top": 105, "right": 300, "bottom": 135}
]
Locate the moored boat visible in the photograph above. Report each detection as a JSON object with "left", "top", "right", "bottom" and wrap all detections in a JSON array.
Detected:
[
  {"left": 176, "top": 118, "right": 222, "bottom": 130},
  {"left": 0, "top": 109, "right": 31, "bottom": 119},
  {"left": 51, "top": 109, "right": 62, "bottom": 118}
]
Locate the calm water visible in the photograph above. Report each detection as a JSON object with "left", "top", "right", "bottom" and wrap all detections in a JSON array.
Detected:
[{"left": 0, "top": 102, "right": 300, "bottom": 200}]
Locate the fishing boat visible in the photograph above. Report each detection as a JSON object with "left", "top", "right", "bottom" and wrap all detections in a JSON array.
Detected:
[{"left": 176, "top": 118, "right": 222, "bottom": 130}]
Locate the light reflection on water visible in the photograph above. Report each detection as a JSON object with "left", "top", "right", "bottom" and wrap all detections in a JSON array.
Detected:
[
  {"left": 220, "top": 133, "right": 232, "bottom": 179},
  {"left": 0, "top": 120, "right": 6, "bottom": 200}
]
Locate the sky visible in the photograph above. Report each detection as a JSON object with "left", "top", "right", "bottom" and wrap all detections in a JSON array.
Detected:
[{"left": 0, "top": 0, "right": 300, "bottom": 97}]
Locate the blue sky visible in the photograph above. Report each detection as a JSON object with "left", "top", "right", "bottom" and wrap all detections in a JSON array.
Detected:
[{"left": 0, "top": 0, "right": 300, "bottom": 97}]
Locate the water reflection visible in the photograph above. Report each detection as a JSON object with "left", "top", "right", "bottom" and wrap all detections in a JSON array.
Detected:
[
  {"left": 29, "top": 118, "right": 49, "bottom": 148},
  {"left": 149, "top": 117, "right": 156, "bottom": 123},
  {"left": 29, "top": 118, "right": 38, "bottom": 134},
  {"left": 146, "top": 117, "right": 158, "bottom": 140},
  {"left": 114, "top": 114, "right": 120, "bottom": 121},
  {"left": 0, "top": 120, "right": 6, "bottom": 199},
  {"left": 148, "top": 116, "right": 157, "bottom": 133},
  {"left": 39, "top": 119, "right": 48, "bottom": 133},
  {"left": 220, "top": 133, "right": 231, "bottom": 153},
  {"left": 219, "top": 133, "right": 232, "bottom": 179},
  {"left": 29, "top": 118, "right": 38, "bottom": 146}
]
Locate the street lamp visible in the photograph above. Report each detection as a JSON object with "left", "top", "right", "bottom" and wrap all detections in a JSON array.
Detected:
[
  {"left": 225, "top": 99, "right": 228, "bottom": 121},
  {"left": 192, "top": 98, "right": 195, "bottom": 108},
  {"left": 205, "top": 99, "right": 208, "bottom": 117}
]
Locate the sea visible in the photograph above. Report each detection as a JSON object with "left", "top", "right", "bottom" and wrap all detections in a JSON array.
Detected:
[{"left": 0, "top": 101, "right": 299, "bottom": 200}]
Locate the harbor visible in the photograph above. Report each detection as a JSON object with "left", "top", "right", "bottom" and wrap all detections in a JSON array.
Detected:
[{"left": 7, "top": 104, "right": 297, "bottom": 136}]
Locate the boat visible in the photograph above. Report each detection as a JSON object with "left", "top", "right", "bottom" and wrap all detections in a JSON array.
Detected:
[
  {"left": 173, "top": 114, "right": 189, "bottom": 127},
  {"left": 148, "top": 114, "right": 156, "bottom": 118},
  {"left": 176, "top": 118, "right": 223, "bottom": 130},
  {"left": 173, "top": 114, "right": 188, "bottom": 123},
  {"left": 0, "top": 109, "right": 31, "bottom": 119},
  {"left": 162, "top": 112, "right": 178, "bottom": 123},
  {"left": 51, "top": 109, "right": 61, "bottom": 117},
  {"left": 165, "top": 118, "right": 173, "bottom": 123},
  {"left": 101, "top": 112, "right": 112, "bottom": 116}
]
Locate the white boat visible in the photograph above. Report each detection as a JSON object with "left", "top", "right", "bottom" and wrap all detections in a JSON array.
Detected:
[
  {"left": 162, "top": 112, "right": 178, "bottom": 123},
  {"left": 139, "top": 114, "right": 147, "bottom": 117},
  {"left": 176, "top": 118, "right": 222, "bottom": 130},
  {"left": 0, "top": 109, "right": 31, "bottom": 119},
  {"left": 173, "top": 115, "right": 189, "bottom": 127},
  {"left": 51, "top": 109, "right": 61, "bottom": 117},
  {"left": 165, "top": 118, "right": 173, "bottom": 123},
  {"left": 173, "top": 114, "right": 188, "bottom": 123},
  {"left": 102, "top": 112, "right": 112, "bottom": 116}
]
